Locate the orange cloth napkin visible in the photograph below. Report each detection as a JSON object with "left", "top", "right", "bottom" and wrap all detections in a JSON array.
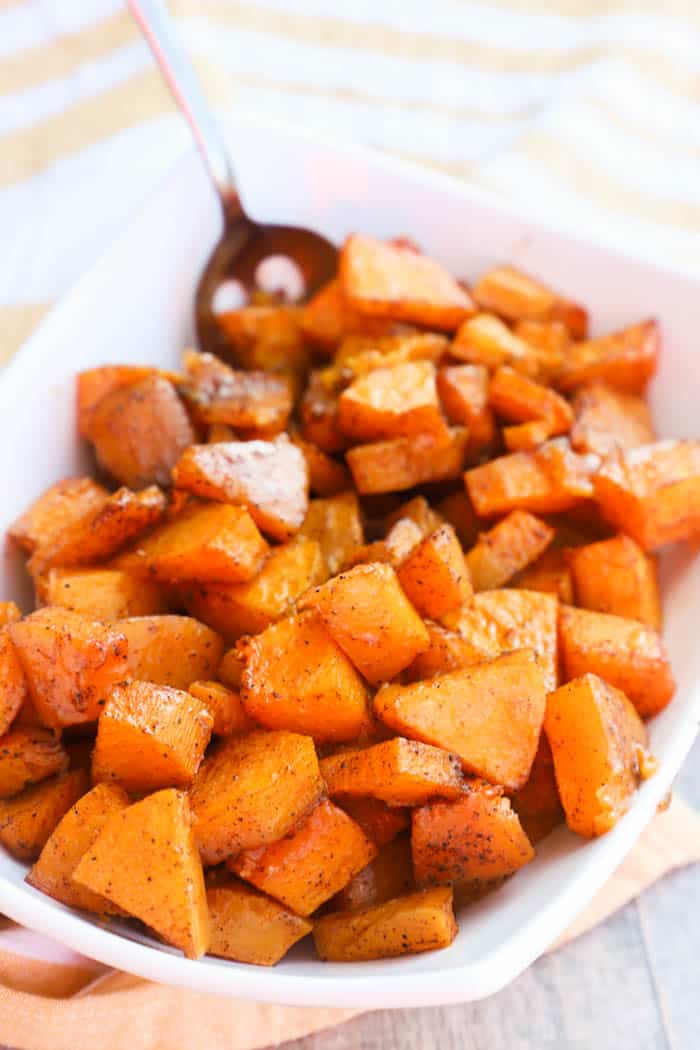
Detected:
[{"left": 1, "top": 796, "right": 698, "bottom": 1050}]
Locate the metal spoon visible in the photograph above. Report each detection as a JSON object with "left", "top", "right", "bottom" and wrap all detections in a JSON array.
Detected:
[{"left": 128, "top": 0, "right": 338, "bottom": 358}]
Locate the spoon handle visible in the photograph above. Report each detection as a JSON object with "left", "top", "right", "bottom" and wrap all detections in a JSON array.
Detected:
[{"left": 127, "top": 0, "right": 240, "bottom": 215}]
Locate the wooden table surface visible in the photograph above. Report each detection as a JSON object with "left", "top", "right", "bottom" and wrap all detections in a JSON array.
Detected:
[{"left": 269, "top": 738, "right": 700, "bottom": 1050}]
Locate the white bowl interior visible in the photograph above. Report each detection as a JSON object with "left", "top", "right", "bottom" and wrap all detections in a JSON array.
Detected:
[{"left": 0, "top": 119, "right": 698, "bottom": 1007}]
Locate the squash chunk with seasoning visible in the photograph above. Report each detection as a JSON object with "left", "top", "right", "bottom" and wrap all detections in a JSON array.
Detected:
[
  {"left": 77, "top": 365, "right": 167, "bottom": 437},
  {"left": 188, "top": 680, "right": 256, "bottom": 736},
  {"left": 452, "top": 313, "right": 538, "bottom": 375},
  {"left": 190, "top": 729, "right": 323, "bottom": 865},
  {"left": 27, "top": 782, "right": 129, "bottom": 914},
  {"left": 556, "top": 320, "right": 658, "bottom": 393},
  {"left": 300, "top": 277, "right": 398, "bottom": 352},
  {"left": 314, "top": 886, "right": 457, "bottom": 962},
  {"left": 465, "top": 439, "right": 597, "bottom": 517},
  {"left": 338, "top": 360, "right": 449, "bottom": 442},
  {"left": 516, "top": 549, "right": 574, "bottom": 604},
  {"left": 335, "top": 796, "right": 409, "bottom": 849},
  {"left": 321, "top": 738, "right": 463, "bottom": 806},
  {"left": 397, "top": 524, "right": 472, "bottom": 619},
  {"left": 332, "top": 836, "right": 414, "bottom": 911},
  {"left": 184, "top": 539, "right": 326, "bottom": 641},
  {"left": 73, "top": 789, "right": 210, "bottom": 959},
  {"left": 347, "top": 427, "right": 468, "bottom": 495},
  {"left": 43, "top": 568, "right": 167, "bottom": 620},
  {"left": 593, "top": 440, "right": 700, "bottom": 551},
  {"left": 0, "top": 631, "right": 27, "bottom": 736},
  {"left": 177, "top": 351, "right": 293, "bottom": 436},
  {"left": 340, "top": 234, "right": 474, "bottom": 331},
  {"left": 172, "top": 435, "right": 308, "bottom": 541},
  {"left": 472, "top": 265, "right": 587, "bottom": 338},
  {"left": 375, "top": 650, "right": 546, "bottom": 792},
  {"left": 10, "top": 609, "right": 129, "bottom": 728},
  {"left": 9, "top": 478, "right": 108, "bottom": 555},
  {"left": 92, "top": 682, "right": 213, "bottom": 793},
  {"left": 0, "top": 768, "right": 88, "bottom": 862},
  {"left": 545, "top": 674, "right": 655, "bottom": 838},
  {"left": 118, "top": 615, "right": 224, "bottom": 690},
  {"left": 0, "top": 729, "right": 68, "bottom": 800},
  {"left": 412, "top": 782, "right": 534, "bottom": 894},
  {"left": 207, "top": 876, "right": 312, "bottom": 966},
  {"left": 117, "top": 502, "right": 268, "bottom": 584},
  {"left": 512, "top": 735, "right": 564, "bottom": 843},
  {"left": 230, "top": 799, "right": 376, "bottom": 916},
  {"left": 403, "top": 622, "right": 489, "bottom": 682},
  {"left": 465, "top": 510, "right": 554, "bottom": 592},
  {"left": 300, "top": 369, "right": 349, "bottom": 453},
  {"left": 298, "top": 492, "right": 364, "bottom": 575},
  {"left": 567, "top": 535, "right": 661, "bottom": 629},
  {"left": 436, "top": 363, "right": 496, "bottom": 456},
  {"left": 85, "top": 374, "right": 195, "bottom": 489},
  {"left": 291, "top": 433, "right": 351, "bottom": 496},
  {"left": 442, "top": 589, "right": 559, "bottom": 692},
  {"left": 27, "top": 485, "right": 166, "bottom": 577},
  {"left": 558, "top": 605, "right": 674, "bottom": 718},
  {"left": 215, "top": 305, "right": 308, "bottom": 376},
  {"left": 570, "top": 382, "right": 655, "bottom": 457},
  {"left": 239, "top": 611, "right": 371, "bottom": 742},
  {"left": 489, "top": 366, "right": 573, "bottom": 439},
  {"left": 0, "top": 603, "right": 21, "bottom": 628},
  {"left": 298, "top": 562, "right": 429, "bottom": 684}
]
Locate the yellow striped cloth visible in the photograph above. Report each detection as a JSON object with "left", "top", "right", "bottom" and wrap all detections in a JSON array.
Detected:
[{"left": 2, "top": 0, "right": 699, "bottom": 366}]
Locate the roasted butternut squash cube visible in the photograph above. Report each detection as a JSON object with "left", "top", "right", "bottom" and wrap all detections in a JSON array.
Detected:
[
  {"left": 314, "top": 886, "right": 457, "bottom": 961},
  {"left": 0, "top": 728, "right": 68, "bottom": 799},
  {"left": 215, "top": 305, "right": 308, "bottom": 375},
  {"left": 514, "top": 319, "right": 571, "bottom": 379},
  {"left": 27, "top": 782, "right": 129, "bottom": 914},
  {"left": 43, "top": 568, "right": 167, "bottom": 620},
  {"left": 397, "top": 524, "right": 472, "bottom": 619},
  {"left": 0, "top": 603, "right": 21, "bottom": 628},
  {"left": 207, "top": 876, "right": 312, "bottom": 965},
  {"left": 472, "top": 266, "right": 587, "bottom": 337},
  {"left": 85, "top": 374, "right": 196, "bottom": 488},
  {"left": 239, "top": 611, "right": 371, "bottom": 742},
  {"left": 334, "top": 796, "right": 409, "bottom": 849},
  {"left": 347, "top": 517, "right": 424, "bottom": 570},
  {"left": 321, "top": 738, "right": 463, "bottom": 806},
  {"left": 442, "top": 589, "right": 559, "bottom": 692},
  {"left": 92, "top": 682, "right": 213, "bottom": 792},
  {"left": 567, "top": 535, "right": 661, "bottom": 629},
  {"left": 73, "top": 789, "right": 210, "bottom": 958},
  {"left": 172, "top": 435, "right": 308, "bottom": 541},
  {"left": 0, "top": 768, "right": 89, "bottom": 862},
  {"left": 465, "top": 439, "right": 597, "bottom": 517},
  {"left": 77, "top": 365, "right": 162, "bottom": 437},
  {"left": 558, "top": 605, "right": 674, "bottom": 718},
  {"left": 119, "top": 615, "right": 224, "bottom": 690},
  {"left": 298, "top": 492, "right": 364, "bottom": 575},
  {"left": 0, "top": 631, "right": 27, "bottom": 737},
  {"left": 188, "top": 680, "right": 256, "bottom": 736},
  {"left": 347, "top": 427, "right": 468, "bottom": 495},
  {"left": 511, "top": 735, "right": 564, "bottom": 843},
  {"left": 338, "top": 333, "right": 448, "bottom": 377},
  {"left": 436, "top": 363, "right": 497, "bottom": 457},
  {"left": 502, "top": 419, "right": 554, "bottom": 452},
  {"left": 385, "top": 496, "right": 443, "bottom": 537},
  {"left": 9, "top": 478, "right": 108, "bottom": 554},
  {"left": 556, "top": 320, "right": 659, "bottom": 393},
  {"left": 451, "top": 313, "right": 538, "bottom": 374},
  {"left": 375, "top": 650, "right": 546, "bottom": 792},
  {"left": 489, "top": 366, "right": 573, "bottom": 435},
  {"left": 436, "top": 489, "right": 484, "bottom": 549},
  {"left": 338, "top": 360, "right": 449, "bottom": 443},
  {"left": 184, "top": 539, "right": 326, "bottom": 641},
  {"left": 516, "top": 548, "right": 574, "bottom": 604},
  {"left": 412, "top": 782, "right": 534, "bottom": 893},
  {"left": 593, "top": 440, "right": 700, "bottom": 551},
  {"left": 340, "top": 235, "right": 474, "bottom": 331},
  {"left": 545, "top": 673, "right": 654, "bottom": 837},
  {"left": 28, "top": 485, "right": 166, "bottom": 577},
  {"left": 298, "top": 562, "right": 430, "bottom": 684},
  {"left": 190, "top": 730, "right": 323, "bottom": 865},
  {"left": 403, "top": 622, "right": 490, "bottom": 681},
  {"left": 117, "top": 502, "right": 268, "bottom": 584},
  {"left": 300, "top": 278, "right": 398, "bottom": 352},
  {"left": 465, "top": 510, "right": 554, "bottom": 592},
  {"left": 332, "top": 836, "right": 414, "bottom": 911},
  {"left": 10, "top": 609, "right": 128, "bottom": 728},
  {"left": 177, "top": 351, "right": 293, "bottom": 436},
  {"left": 230, "top": 798, "right": 377, "bottom": 916},
  {"left": 300, "top": 369, "right": 349, "bottom": 454},
  {"left": 570, "top": 382, "right": 655, "bottom": 457},
  {"left": 291, "top": 433, "right": 351, "bottom": 496}
]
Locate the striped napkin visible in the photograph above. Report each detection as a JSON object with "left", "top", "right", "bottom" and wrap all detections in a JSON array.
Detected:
[{"left": 1, "top": 2, "right": 700, "bottom": 1047}]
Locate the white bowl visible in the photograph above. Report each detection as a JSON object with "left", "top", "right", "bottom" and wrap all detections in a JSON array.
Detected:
[{"left": 1, "top": 118, "right": 698, "bottom": 1009}]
